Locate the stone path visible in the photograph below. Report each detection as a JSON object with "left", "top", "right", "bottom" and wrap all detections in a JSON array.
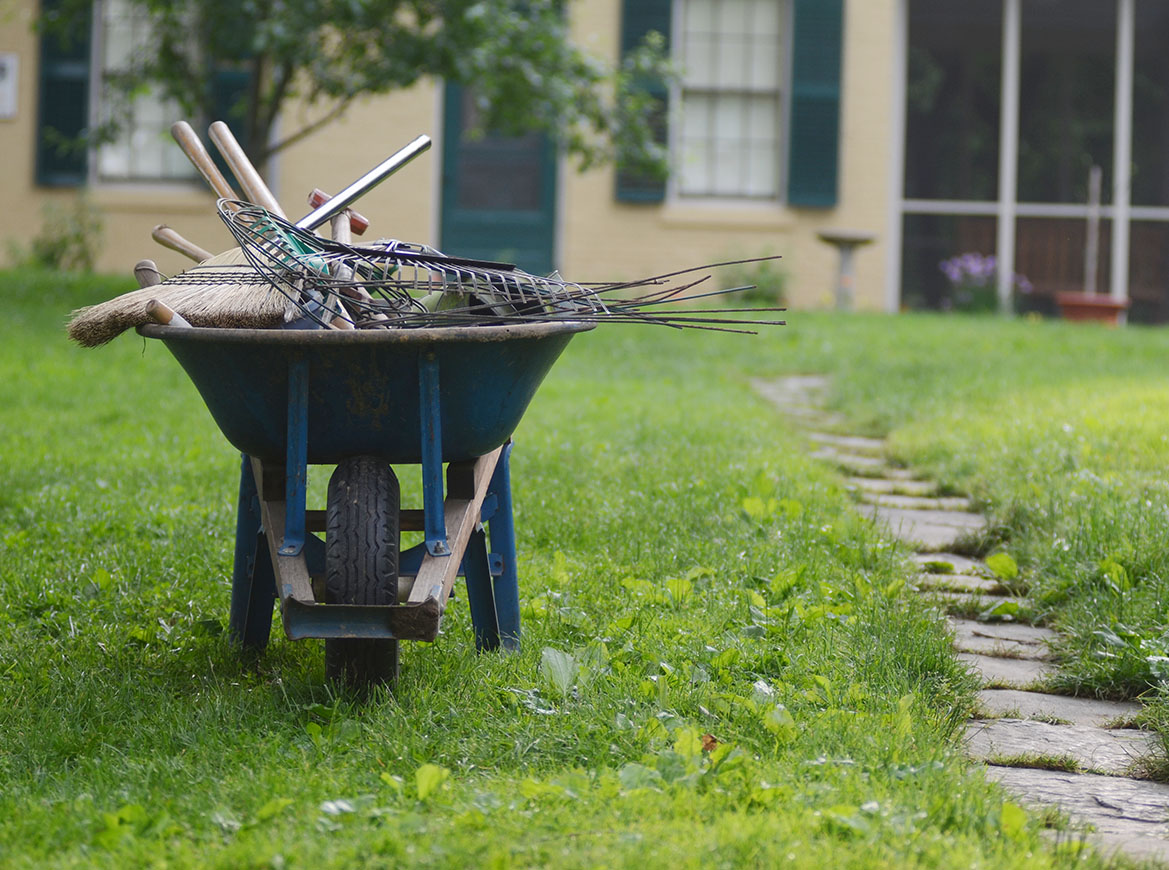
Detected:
[{"left": 753, "top": 375, "right": 1169, "bottom": 866}]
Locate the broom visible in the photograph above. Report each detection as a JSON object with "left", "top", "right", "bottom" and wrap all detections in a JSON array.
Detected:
[
  {"left": 66, "top": 122, "right": 314, "bottom": 346},
  {"left": 66, "top": 244, "right": 292, "bottom": 346}
]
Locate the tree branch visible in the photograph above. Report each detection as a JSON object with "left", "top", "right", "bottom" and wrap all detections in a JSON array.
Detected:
[{"left": 264, "top": 95, "right": 358, "bottom": 160}]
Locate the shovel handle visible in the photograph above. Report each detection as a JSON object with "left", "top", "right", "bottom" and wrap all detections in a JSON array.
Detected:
[{"left": 208, "top": 121, "right": 287, "bottom": 218}]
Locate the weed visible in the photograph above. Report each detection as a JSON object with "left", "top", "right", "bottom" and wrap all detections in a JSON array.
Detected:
[
  {"left": 717, "top": 251, "right": 787, "bottom": 306},
  {"left": 986, "top": 754, "right": 1081, "bottom": 773},
  {"left": 7, "top": 195, "right": 104, "bottom": 272}
]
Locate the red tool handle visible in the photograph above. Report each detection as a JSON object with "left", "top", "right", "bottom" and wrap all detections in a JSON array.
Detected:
[{"left": 307, "top": 189, "right": 369, "bottom": 236}]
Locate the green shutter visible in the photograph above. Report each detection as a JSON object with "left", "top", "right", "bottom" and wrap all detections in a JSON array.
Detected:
[
  {"left": 36, "top": 0, "right": 92, "bottom": 186},
  {"left": 616, "top": 0, "right": 671, "bottom": 203},
  {"left": 787, "top": 0, "right": 843, "bottom": 207},
  {"left": 209, "top": 68, "right": 253, "bottom": 191}
]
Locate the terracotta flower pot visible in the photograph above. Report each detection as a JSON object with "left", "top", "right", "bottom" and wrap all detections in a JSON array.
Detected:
[{"left": 1055, "top": 292, "right": 1130, "bottom": 325}]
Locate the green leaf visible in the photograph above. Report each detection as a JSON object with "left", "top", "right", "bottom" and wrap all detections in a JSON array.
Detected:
[
  {"left": 711, "top": 648, "right": 741, "bottom": 669},
  {"left": 741, "top": 496, "right": 777, "bottom": 521},
  {"left": 672, "top": 727, "right": 704, "bottom": 759},
  {"left": 379, "top": 772, "right": 405, "bottom": 795},
  {"left": 665, "top": 576, "right": 693, "bottom": 605},
  {"left": 1100, "top": 557, "right": 1131, "bottom": 593},
  {"left": 617, "top": 762, "right": 663, "bottom": 791},
  {"left": 254, "top": 797, "right": 293, "bottom": 822},
  {"left": 305, "top": 721, "right": 323, "bottom": 748},
  {"left": 415, "top": 764, "right": 450, "bottom": 802},
  {"left": 606, "top": 614, "right": 635, "bottom": 633},
  {"left": 985, "top": 553, "right": 1019, "bottom": 581},
  {"left": 980, "top": 599, "right": 1020, "bottom": 620},
  {"left": 763, "top": 704, "right": 798, "bottom": 742},
  {"left": 777, "top": 498, "right": 804, "bottom": 519},
  {"left": 519, "top": 778, "right": 566, "bottom": 799},
  {"left": 1000, "top": 801, "right": 1027, "bottom": 839},
  {"left": 539, "top": 647, "right": 579, "bottom": 697},
  {"left": 769, "top": 569, "right": 801, "bottom": 601}
]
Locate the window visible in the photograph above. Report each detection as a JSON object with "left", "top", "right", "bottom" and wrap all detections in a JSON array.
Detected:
[
  {"left": 675, "top": 0, "right": 786, "bottom": 199},
  {"left": 94, "top": 0, "right": 194, "bottom": 182},
  {"left": 616, "top": 0, "right": 841, "bottom": 207}
]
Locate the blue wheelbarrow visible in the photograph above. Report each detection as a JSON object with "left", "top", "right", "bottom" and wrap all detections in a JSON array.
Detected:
[{"left": 139, "top": 320, "right": 590, "bottom": 686}]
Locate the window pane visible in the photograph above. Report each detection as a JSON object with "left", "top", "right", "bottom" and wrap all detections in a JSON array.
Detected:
[
  {"left": 1017, "top": 0, "right": 1116, "bottom": 204},
  {"left": 1132, "top": 0, "right": 1169, "bottom": 207},
  {"left": 683, "top": 36, "right": 715, "bottom": 86},
  {"left": 1016, "top": 216, "right": 1100, "bottom": 297},
  {"left": 455, "top": 90, "right": 543, "bottom": 211},
  {"left": 905, "top": 0, "right": 1001, "bottom": 201},
  {"left": 680, "top": 93, "right": 778, "bottom": 198},
  {"left": 1129, "top": 221, "right": 1169, "bottom": 322},
  {"left": 721, "top": 0, "right": 751, "bottom": 36},
  {"left": 901, "top": 213, "right": 998, "bottom": 310}
]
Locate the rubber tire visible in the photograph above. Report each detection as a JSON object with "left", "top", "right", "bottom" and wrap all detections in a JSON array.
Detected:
[{"left": 324, "top": 456, "right": 400, "bottom": 689}]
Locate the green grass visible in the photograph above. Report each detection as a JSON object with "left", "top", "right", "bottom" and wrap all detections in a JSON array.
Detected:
[{"left": 0, "top": 269, "right": 1143, "bottom": 868}]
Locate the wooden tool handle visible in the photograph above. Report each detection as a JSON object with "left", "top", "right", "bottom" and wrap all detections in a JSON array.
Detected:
[
  {"left": 331, "top": 211, "right": 353, "bottom": 246},
  {"left": 170, "top": 121, "right": 236, "bottom": 200},
  {"left": 308, "top": 188, "right": 369, "bottom": 235},
  {"left": 152, "top": 225, "right": 214, "bottom": 263},
  {"left": 208, "top": 121, "right": 287, "bottom": 218},
  {"left": 146, "top": 299, "right": 191, "bottom": 328}
]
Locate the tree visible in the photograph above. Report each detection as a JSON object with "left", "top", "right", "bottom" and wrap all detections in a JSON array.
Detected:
[{"left": 41, "top": 0, "right": 670, "bottom": 178}]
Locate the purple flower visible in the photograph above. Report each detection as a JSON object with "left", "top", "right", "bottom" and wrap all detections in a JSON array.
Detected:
[{"left": 939, "top": 252, "right": 1031, "bottom": 295}]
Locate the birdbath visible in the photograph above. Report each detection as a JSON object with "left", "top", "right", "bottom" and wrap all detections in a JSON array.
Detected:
[{"left": 817, "top": 229, "right": 877, "bottom": 310}]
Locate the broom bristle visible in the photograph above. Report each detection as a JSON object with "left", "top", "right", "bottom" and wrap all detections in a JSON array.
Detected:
[{"left": 67, "top": 248, "right": 293, "bottom": 347}]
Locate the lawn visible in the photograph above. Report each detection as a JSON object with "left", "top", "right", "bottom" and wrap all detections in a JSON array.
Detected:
[{"left": 0, "top": 268, "right": 1155, "bottom": 867}]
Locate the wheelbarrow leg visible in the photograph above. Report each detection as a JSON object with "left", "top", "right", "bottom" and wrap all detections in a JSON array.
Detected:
[
  {"left": 463, "top": 527, "right": 500, "bottom": 652},
  {"left": 487, "top": 443, "right": 520, "bottom": 652},
  {"left": 229, "top": 453, "right": 276, "bottom": 651}
]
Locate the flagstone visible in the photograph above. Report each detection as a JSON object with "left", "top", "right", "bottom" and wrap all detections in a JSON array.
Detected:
[
  {"left": 977, "top": 689, "right": 1142, "bottom": 728},
  {"left": 917, "top": 573, "right": 1004, "bottom": 594},
  {"left": 967, "top": 719, "right": 1156, "bottom": 775},
  {"left": 848, "top": 477, "right": 938, "bottom": 496},
  {"left": 958, "top": 652, "right": 1055, "bottom": 688},
  {"left": 861, "top": 504, "right": 986, "bottom": 550},
  {"left": 910, "top": 552, "right": 984, "bottom": 574},
  {"left": 949, "top": 619, "right": 1056, "bottom": 659}
]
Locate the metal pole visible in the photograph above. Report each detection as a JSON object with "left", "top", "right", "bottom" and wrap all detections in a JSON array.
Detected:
[
  {"left": 295, "top": 135, "right": 432, "bottom": 231},
  {"left": 1110, "top": 0, "right": 1134, "bottom": 315},
  {"left": 996, "top": 0, "right": 1021, "bottom": 314},
  {"left": 884, "top": 0, "right": 909, "bottom": 313},
  {"left": 1085, "top": 165, "right": 1102, "bottom": 294}
]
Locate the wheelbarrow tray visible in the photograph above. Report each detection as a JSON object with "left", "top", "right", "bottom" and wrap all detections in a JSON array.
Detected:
[
  {"left": 139, "top": 320, "right": 591, "bottom": 465},
  {"left": 138, "top": 320, "right": 591, "bottom": 648}
]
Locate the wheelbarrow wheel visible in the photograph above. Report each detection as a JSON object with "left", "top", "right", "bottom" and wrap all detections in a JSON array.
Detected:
[{"left": 324, "top": 455, "right": 400, "bottom": 689}]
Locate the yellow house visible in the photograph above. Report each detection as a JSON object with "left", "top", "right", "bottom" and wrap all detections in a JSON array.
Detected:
[{"left": 3, "top": 1, "right": 1167, "bottom": 318}]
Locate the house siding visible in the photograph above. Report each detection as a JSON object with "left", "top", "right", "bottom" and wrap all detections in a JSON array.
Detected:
[{"left": 0, "top": 0, "right": 896, "bottom": 311}]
